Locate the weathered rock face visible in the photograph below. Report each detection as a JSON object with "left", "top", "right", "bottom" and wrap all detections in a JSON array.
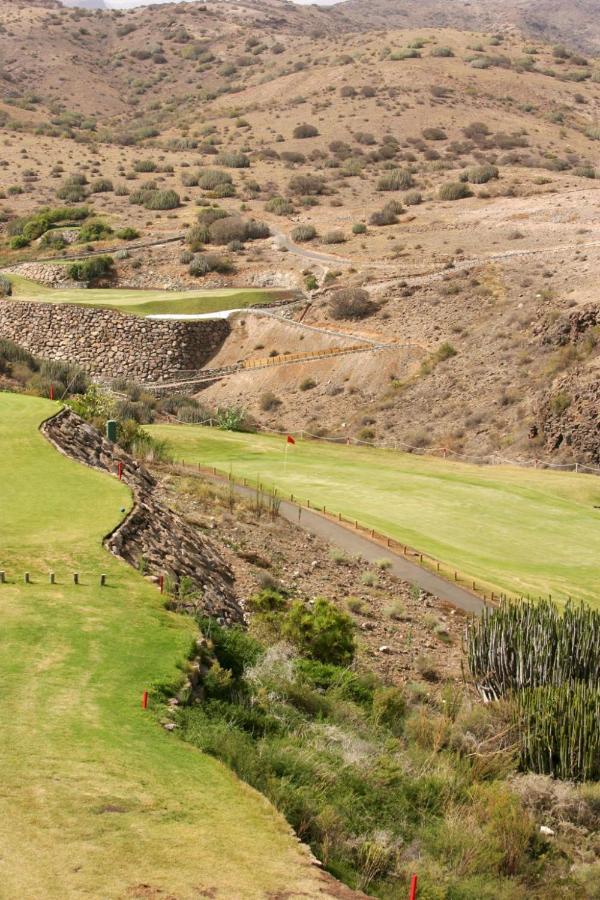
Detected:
[
  {"left": 42, "top": 408, "right": 243, "bottom": 625},
  {"left": 539, "top": 303, "right": 600, "bottom": 347},
  {"left": 0, "top": 300, "right": 230, "bottom": 382},
  {"left": 540, "top": 373, "right": 600, "bottom": 464}
]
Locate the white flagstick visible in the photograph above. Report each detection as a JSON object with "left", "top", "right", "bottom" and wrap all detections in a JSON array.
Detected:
[{"left": 284, "top": 439, "right": 288, "bottom": 476}]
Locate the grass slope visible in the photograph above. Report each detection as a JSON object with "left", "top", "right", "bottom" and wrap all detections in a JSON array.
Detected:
[
  {"left": 6, "top": 274, "right": 291, "bottom": 316},
  {"left": 147, "top": 425, "right": 600, "bottom": 606},
  {"left": 0, "top": 394, "right": 327, "bottom": 899}
]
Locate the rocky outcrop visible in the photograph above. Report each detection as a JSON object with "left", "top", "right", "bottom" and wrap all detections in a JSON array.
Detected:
[
  {"left": 538, "top": 303, "right": 600, "bottom": 347},
  {"left": 539, "top": 372, "right": 600, "bottom": 464},
  {"left": 42, "top": 408, "right": 242, "bottom": 624},
  {"left": 0, "top": 300, "right": 230, "bottom": 382}
]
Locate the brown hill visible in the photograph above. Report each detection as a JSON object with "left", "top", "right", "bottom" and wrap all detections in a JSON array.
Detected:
[
  {"left": 0, "top": 0, "right": 599, "bottom": 463},
  {"left": 333, "top": 0, "right": 600, "bottom": 56}
]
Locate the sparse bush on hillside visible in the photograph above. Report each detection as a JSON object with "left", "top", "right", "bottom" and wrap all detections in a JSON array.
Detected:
[
  {"left": 288, "top": 173, "right": 326, "bottom": 196},
  {"left": 291, "top": 224, "right": 316, "bottom": 242},
  {"left": 293, "top": 123, "right": 319, "bottom": 139},
  {"left": 143, "top": 189, "right": 180, "bottom": 210},
  {"left": 260, "top": 391, "right": 281, "bottom": 412},
  {"left": 352, "top": 222, "right": 367, "bottom": 234},
  {"left": 56, "top": 176, "right": 88, "bottom": 203},
  {"left": 370, "top": 199, "right": 403, "bottom": 226},
  {"left": 439, "top": 182, "right": 473, "bottom": 201},
  {"left": 134, "top": 159, "right": 157, "bottom": 173},
  {"left": 216, "top": 151, "right": 250, "bottom": 168},
  {"left": 390, "top": 48, "right": 421, "bottom": 60},
  {"left": 208, "top": 217, "right": 269, "bottom": 245},
  {"left": 198, "top": 169, "right": 233, "bottom": 190},
  {"left": 330, "top": 287, "right": 375, "bottom": 320},
  {"left": 130, "top": 187, "right": 180, "bottom": 210},
  {"left": 431, "top": 46, "right": 454, "bottom": 57},
  {"left": 265, "top": 196, "right": 294, "bottom": 215},
  {"left": 188, "top": 254, "right": 234, "bottom": 276},
  {"left": 322, "top": 230, "right": 346, "bottom": 244},
  {"left": 115, "top": 227, "right": 139, "bottom": 241},
  {"left": 422, "top": 126, "right": 447, "bottom": 141},
  {"left": 466, "top": 164, "right": 499, "bottom": 184},
  {"left": 0, "top": 275, "right": 12, "bottom": 297},
  {"left": 90, "top": 178, "right": 113, "bottom": 193},
  {"left": 377, "top": 169, "right": 414, "bottom": 191},
  {"left": 404, "top": 190, "right": 422, "bottom": 205},
  {"left": 196, "top": 207, "right": 229, "bottom": 226}
]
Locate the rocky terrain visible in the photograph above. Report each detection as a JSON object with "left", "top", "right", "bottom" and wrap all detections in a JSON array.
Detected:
[{"left": 1, "top": 0, "right": 599, "bottom": 463}]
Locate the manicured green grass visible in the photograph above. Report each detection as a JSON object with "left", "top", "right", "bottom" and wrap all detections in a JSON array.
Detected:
[
  {"left": 0, "top": 393, "right": 326, "bottom": 898},
  {"left": 147, "top": 424, "right": 600, "bottom": 606},
  {"left": 6, "top": 274, "right": 291, "bottom": 316}
]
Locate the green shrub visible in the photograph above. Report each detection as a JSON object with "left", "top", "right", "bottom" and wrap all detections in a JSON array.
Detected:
[
  {"left": 9, "top": 235, "right": 29, "bottom": 249},
  {"left": 0, "top": 275, "right": 12, "bottom": 297},
  {"left": 431, "top": 46, "right": 454, "bottom": 57},
  {"left": 143, "top": 189, "right": 180, "bottom": 210},
  {"left": 390, "top": 48, "right": 421, "bottom": 60},
  {"left": 283, "top": 598, "right": 356, "bottom": 665},
  {"left": 115, "top": 227, "right": 139, "bottom": 240},
  {"left": 68, "top": 255, "right": 114, "bottom": 284},
  {"left": 352, "top": 222, "right": 367, "bottom": 234},
  {"left": 265, "top": 196, "right": 294, "bottom": 215},
  {"left": 439, "top": 182, "right": 473, "bottom": 201},
  {"left": 78, "top": 219, "right": 113, "bottom": 242}
]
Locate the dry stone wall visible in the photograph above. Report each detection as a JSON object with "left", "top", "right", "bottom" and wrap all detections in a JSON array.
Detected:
[
  {"left": 42, "top": 408, "right": 243, "bottom": 625},
  {"left": 0, "top": 299, "right": 230, "bottom": 382}
]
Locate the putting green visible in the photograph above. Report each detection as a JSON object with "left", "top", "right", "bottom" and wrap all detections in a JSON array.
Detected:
[
  {"left": 5, "top": 274, "right": 291, "bottom": 316},
  {"left": 147, "top": 424, "right": 600, "bottom": 606},
  {"left": 0, "top": 393, "right": 327, "bottom": 898}
]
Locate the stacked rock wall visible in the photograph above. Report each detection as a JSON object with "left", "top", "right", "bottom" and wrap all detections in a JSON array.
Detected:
[
  {"left": 42, "top": 408, "right": 243, "bottom": 624},
  {"left": 0, "top": 299, "right": 230, "bottom": 382}
]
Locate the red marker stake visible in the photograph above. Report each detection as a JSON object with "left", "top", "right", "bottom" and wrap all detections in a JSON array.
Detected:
[
  {"left": 142, "top": 691, "right": 148, "bottom": 710},
  {"left": 409, "top": 874, "right": 418, "bottom": 900},
  {"left": 49, "top": 384, "right": 54, "bottom": 401},
  {"left": 159, "top": 575, "right": 164, "bottom": 594},
  {"left": 117, "top": 462, "right": 123, "bottom": 481}
]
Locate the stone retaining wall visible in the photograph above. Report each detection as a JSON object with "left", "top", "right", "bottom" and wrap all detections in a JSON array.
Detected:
[
  {"left": 42, "top": 408, "right": 243, "bottom": 624},
  {"left": 0, "top": 299, "right": 230, "bottom": 382}
]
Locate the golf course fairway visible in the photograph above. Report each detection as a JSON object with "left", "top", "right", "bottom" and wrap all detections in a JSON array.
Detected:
[
  {"left": 7, "top": 274, "right": 291, "bottom": 317},
  {"left": 147, "top": 424, "right": 600, "bottom": 606},
  {"left": 0, "top": 393, "right": 328, "bottom": 899}
]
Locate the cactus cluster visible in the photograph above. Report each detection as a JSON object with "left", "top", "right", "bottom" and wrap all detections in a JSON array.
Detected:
[
  {"left": 516, "top": 683, "right": 600, "bottom": 781},
  {"left": 466, "top": 600, "right": 600, "bottom": 781}
]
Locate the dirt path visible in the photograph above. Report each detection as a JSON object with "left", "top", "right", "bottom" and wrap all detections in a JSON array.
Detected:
[{"left": 199, "top": 471, "right": 486, "bottom": 615}]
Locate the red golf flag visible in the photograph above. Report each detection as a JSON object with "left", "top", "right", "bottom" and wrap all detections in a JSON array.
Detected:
[{"left": 287, "top": 435, "right": 296, "bottom": 445}]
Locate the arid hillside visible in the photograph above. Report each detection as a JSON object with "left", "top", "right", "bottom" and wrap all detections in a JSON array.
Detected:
[
  {"left": 1, "top": 0, "right": 599, "bottom": 464},
  {"left": 334, "top": 0, "right": 600, "bottom": 56}
]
